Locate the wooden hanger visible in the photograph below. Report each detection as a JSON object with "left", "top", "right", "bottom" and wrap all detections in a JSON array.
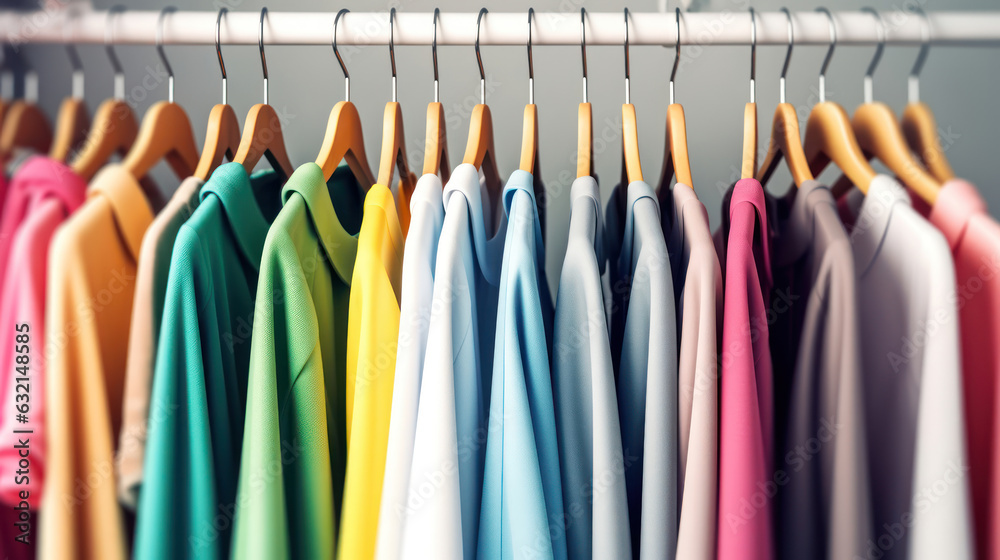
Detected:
[
  {"left": 802, "top": 8, "right": 878, "bottom": 194},
  {"left": 620, "top": 9, "right": 643, "bottom": 191},
  {"left": 900, "top": 9, "right": 954, "bottom": 183},
  {"left": 740, "top": 9, "right": 759, "bottom": 180},
  {"left": 521, "top": 9, "right": 545, "bottom": 236},
  {"left": 847, "top": 8, "right": 939, "bottom": 205},
  {"left": 423, "top": 9, "right": 450, "bottom": 182},
  {"left": 464, "top": 9, "right": 503, "bottom": 203},
  {"left": 194, "top": 8, "right": 241, "bottom": 181},
  {"left": 49, "top": 46, "right": 90, "bottom": 163},
  {"left": 0, "top": 100, "right": 52, "bottom": 159},
  {"left": 233, "top": 8, "right": 294, "bottom": 180},
  {"left": 577, "top": 9, "right": 593, "bottom": 179},
  {"left": 657, "top": 8, "right": 693, "bottom": 193},
  {"left": 756, "top": 8, "right": 814, "bottom": 187},
  {"left": 315, "top": 9, "right": 374, "bottom": 187},
  {"left": 375, "top": 9, "right": 415, "bottom": 203}
]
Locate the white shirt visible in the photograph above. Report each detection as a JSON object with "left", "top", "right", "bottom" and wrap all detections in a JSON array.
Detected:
[
  {"left": 375, "top": 173, "right": 444, "bottom": 560},
  {"left": 846, "top": 175, "right": 973, "bottom": 560}
]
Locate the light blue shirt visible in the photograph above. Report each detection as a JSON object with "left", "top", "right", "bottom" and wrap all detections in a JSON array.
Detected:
[
  {"left": 552, "top": 176, "right": 631, "bottom": 559},
  {"left": 478, "top": 171, "right": 567, "bottom": 560}
]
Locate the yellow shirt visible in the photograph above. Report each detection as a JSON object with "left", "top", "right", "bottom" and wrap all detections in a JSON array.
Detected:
[
  {"left": 340, "top": 184, "right": 404, "bottom": 559},
  {"left": 39, "top": 165, "right": 154, "bottom": 560}
]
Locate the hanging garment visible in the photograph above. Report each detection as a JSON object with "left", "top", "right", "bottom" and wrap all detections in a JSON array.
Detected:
[
  {"left": 134, "top": 163, "right": 283, "bottom": 560},
  {"left": 339, "top": 182, "right": 406, "bottom": 560},
  {"left": 399, "top": 163, "right": 504, "bottom": 560},
  {"left": 39, "top": 164, "right": 157, "bottom": 560},
  {"left": 916, "top": 179, "right": 1000, "bottom": 560},
  {"left": 551, "top": 175, "right": 631, "bottom": 559},
  {"left": 839, "top": 175, "right": 973, "bottom": 560},
  {"left": 665, "top": 182, "right": 722, "bottom": 560},
  {"left": 0, "top": 157, "right": 86, "bottom": 508},
  {"left": 115, "top": 176, "right": 202, "bottom": 509},
  {"left": 714, "top": 178, "right": 774, "bottom": 560},
  {"left": 478, "top": 171, "right": 567, "bottom": 560},
  {"left": 604, "top": 180, "right": 678, "bottom": 559},
  {"left": 767, "top": 180, "right": 872, "bottom": 560},
  {"left": 232, "top": 163, "right": 364, "bottom": 559},
  {"left": 376, "top": 173, "right": 444, "bottom": 560}
]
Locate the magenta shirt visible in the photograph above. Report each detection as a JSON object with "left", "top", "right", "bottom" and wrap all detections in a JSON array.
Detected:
[
  {"left": 0, "top": 158, "right": 86, "bottom": 508},
  {"left": 715, "top": 178, "right": 774, "bottom": 560}
]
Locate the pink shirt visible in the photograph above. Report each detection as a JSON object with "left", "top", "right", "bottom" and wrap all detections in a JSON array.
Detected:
[
  {"left": 0, "top": 158, "right": 86, "bottom": 508},
  {"left": 920, "top": 179, "right": 1000, "bottom": 560},
  {"left": 715, "top": 178, "right": 774, "bottom": 560}
]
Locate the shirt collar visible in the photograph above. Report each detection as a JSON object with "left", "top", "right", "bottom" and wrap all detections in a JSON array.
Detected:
[
  {"left": 503, "top": 169, "right": 545, "bottom": 265},
  {"left": 87, "top": 164, "right": 155, "bottom": 261},
  {"left": 929, "top": 178, "right": 987, "bottom": 251},
  {"left": 201, "top": 162, "right": 281, "bottom": 271},
  {"left": 847, "top": 174, "right": 910, "bottom": 274},
  {"left": 727, "top": 178, "right": 773, "bottom": 286},
  {"left": 772, "top": 179, "right": 833, "bottom": 267},
  {"left": 569, "top": 175, "right": 605, "bottom": 274},
  {"left": 281, "top": 162, "right": 362, "bottom": 285}
]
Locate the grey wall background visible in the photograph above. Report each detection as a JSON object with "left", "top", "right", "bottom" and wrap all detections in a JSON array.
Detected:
[{"left": 11, "top": 0, "right": 1000, "bottom": 287}]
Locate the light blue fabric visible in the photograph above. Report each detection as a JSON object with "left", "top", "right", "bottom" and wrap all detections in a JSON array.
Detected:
[
  {"left": 478, "top": 171, "right": 566, "bottom": 560},
  {"left": 605, "top": 181, "right": 679, "bottom": 558},
  {"left": 552, "top": 176, "right": 631, "bottom": 559}
]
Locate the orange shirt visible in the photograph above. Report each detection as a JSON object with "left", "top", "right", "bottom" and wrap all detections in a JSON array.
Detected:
[{"left": 39, "top": 165, "right": 154, "bottom": 560}]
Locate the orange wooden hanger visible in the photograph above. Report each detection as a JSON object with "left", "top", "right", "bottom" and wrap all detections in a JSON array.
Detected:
[
  {"left": 376, "top": 8, "right": 415, "bottom": 204},
  {"left": 463, "top": 9, "right": 502, "bottom": 203},
  {"left": 315, "top": 9, "right": 375, "bottom": 187},
  {"left": 620, "top": 8, "right": 643, "bottom": 195},
  {"left": 846, "top": 8, "right": 939, "bottom": 205},
  {"left": 0, "top": 57, "right": 52, "bottom": 159},
  {"left": 740, "top": 9, "right": 758, "bottom": 180},
  {"left": 657, "top": 8, "right": 694, "bottom": 193},
  {"left": 802, "top": 8, "right": 878, "bottom": 194},
  {"left": 194, "top": 8, "right": 241, "bottom": 181},
  {"left": 120, "top": 8, "right": 199, "bottom": 183},
  {"left": 49, "top": 45, "right": 90, "bottom": 163},
  {"left": 521, "top": 9, "right": 545, "bottom": 236},
  {"left": 233, "top": 8, "right": 295, "bottom": 180},
  {"left": 577, "top": 8, "right": 593, "bottom": 179},
  {"left": 70, "top": 6, "right": 139, "bottom": 181},
  {"left": 422, "top": 9, "right": 450, "bottom": 181},
  {"left": 757, "top": 8, "right": 814, "bottom": 187},
  {"left": 901, "top": 8, "right": 954, "bottom": 183}
]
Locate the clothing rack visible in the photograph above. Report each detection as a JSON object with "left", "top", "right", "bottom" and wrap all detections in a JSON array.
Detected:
[{"left": 1, "top": 10, "right": 1000, "bottom": 47}]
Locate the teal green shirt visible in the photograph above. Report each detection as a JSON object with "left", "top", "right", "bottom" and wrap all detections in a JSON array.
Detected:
[
  {"left": 232, "top": 163, "right": 363, "bottom": 560},
  {"left": 134, "top": 163, "right": 283, "bottom": 560}
]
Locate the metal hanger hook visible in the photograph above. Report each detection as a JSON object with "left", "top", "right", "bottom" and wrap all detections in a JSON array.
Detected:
[
  {"left": 156, "top": 7, "right": 177, "bottom": 104},
  {"left": 816, "top": 7, "right": 836, "bottom": 103},
  {"left": 779, "top": 7, "right": 793, "bottom": 104},
  {"left": 65, "top": 6, "right": 84, "bottom": 99},
  {"left": 389, "top": 8, "right": 397, "bottom": 103},
  {"left": 105, "top": 5, "right": 126, "bottom": 100},
  {"left": 908, "top": 6, "right": 931, "bottom": 104},
  {"left": 580, "top": 7, "right": 588, "bottom": 104},
  {"left": 527, "top": 7, "right": 535, "bottom": 105},
  {"left": 432, "top": 8, "right": 440, "bottom": 103},
  {"left": 216, "top": 8, "right": 228, "bottom": 105},
  {"left": 861, "top": 7, "right": 885, "bottom": 104},
  {"left": 333, "top": 9, "right": 350, "bottom": 102},
  {"left": 670, "top": 7, "right": 681, "bottom": 104},
  {"left": 258, "top": 7, "right": 269, "bottom": 105},
  {"left": 624, "top": 7, "right": 631, "bottom": 105},
  {"left": 476, "top": 8, "right": 488, "bottom": 104},
  {"left": 749, "top": 7, "right": 756, "bottom": 104}
]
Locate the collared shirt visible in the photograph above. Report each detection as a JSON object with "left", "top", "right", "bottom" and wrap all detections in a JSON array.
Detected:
[
  {"left": 921, "top": 179, "right": 1000, "bottom": 560},
  {"left": 376, "top": 173, "right": 444, "bottom": 560},
  {"left": 116, "top": 175, "right": 203, "bottom": 509},
  {"left": 478, "top": 171, "right": 567, "bottom": 560},
  {"left": 840, "top": 175, "right": 973, "bottom": 560},
  {"left": 39, "top": 164, "right": 155, "bottom": 560},
  {"left": 399, "top": 163, "right": 505, "bottom": 560},
  {"left": 232, "top": 163, "right": 364, "bottom": 560},
  {"left": 768, "top": 180, "right": 871, "bottom": 560},
  {"left": 134, "top": 163, "right": 283, "bottom": 560},
  {"left": 339, "top": 182, "right": 406, "bottom": 560},
  {"left": 0, "top": 158, "right": 86, "bottom": 508},
  {"left": 552, "top": 176, "right": 631, "bottom": 559},
  {"left": 715, "top": 178, "right": 774, "bottom": 560},
  {"left": 606, "top": 180, "right": 678, "bottom": 559},
  {"left": 665, "top": 183, "right": 722, "bottom": 560}
]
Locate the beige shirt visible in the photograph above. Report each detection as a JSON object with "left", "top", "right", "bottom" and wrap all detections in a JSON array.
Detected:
[
  {"left": 116, "top": 176, "right": 203, "bottom": 509},
  {"left": 769, "top": 180, "right": 872, "bottom": 559},
  {"left": 665, "top": 183, "right": 722, "bottom": 560}
]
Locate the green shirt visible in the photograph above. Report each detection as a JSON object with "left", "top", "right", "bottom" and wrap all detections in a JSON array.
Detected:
[
  {"left": 134, "top": 163, "right": 283, "bottom": 560},
  {"left": 232, "top": 163, "right": 364, "bottom": 560}
]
